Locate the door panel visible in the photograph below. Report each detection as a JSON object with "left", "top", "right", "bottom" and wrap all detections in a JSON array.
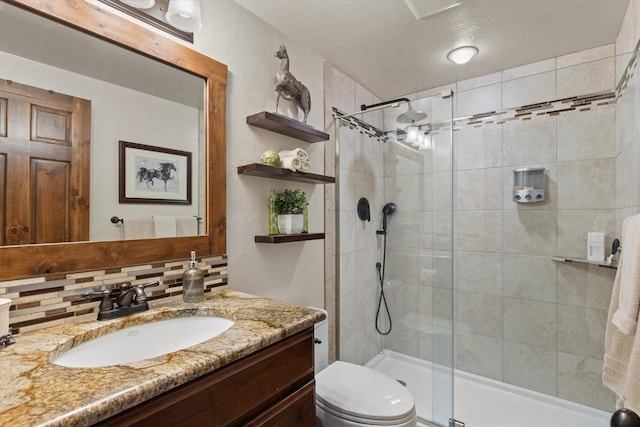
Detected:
[
  {"left": 31, "top": 159, "right": 70, "bottom": 243},
  {"left": 0, "top": 80, "right": 90, "bottom": 245}
]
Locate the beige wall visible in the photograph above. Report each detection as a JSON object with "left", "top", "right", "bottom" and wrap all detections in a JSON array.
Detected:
[{"left": 89, "top": 0, "right": 328, "bottom": 309}]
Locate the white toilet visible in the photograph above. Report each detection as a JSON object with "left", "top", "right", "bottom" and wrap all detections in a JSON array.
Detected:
[{"left": 314, "top": 315, "right": 417, "bottom": 427}]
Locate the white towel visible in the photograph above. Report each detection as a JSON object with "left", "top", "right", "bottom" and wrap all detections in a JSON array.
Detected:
[
  {"left": 153, "top": 215, "right": 177, "bottom": 237},
  {"left": 122, "top": 218, "right": 154, "bottom": 239},
  {"left": 603, "top": 213, "right": 640, "bottom": 413},
  {"left": 278, "top": 148, "right": 308, "bottom": 162},
  {"left": 299, "top": 159, "right": 312, "bottom": 172},
  {"left": 612, "top": 214, "right": 640, "bottom": 335},
  {"left": 176, "top": 216, "right": 198, "bottom": 236},
  {"left": 280, "top": 156, "right": 302, "bottom": 172}
]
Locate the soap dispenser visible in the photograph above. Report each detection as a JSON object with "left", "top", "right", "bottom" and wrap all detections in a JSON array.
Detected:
[{"left": 183, "top": 251, "right": 204, "bottom": 303}]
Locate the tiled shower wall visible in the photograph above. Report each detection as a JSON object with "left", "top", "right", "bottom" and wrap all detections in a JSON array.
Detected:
[
  {"left": 327, "top": 43, "right": 633, "bottom": 411},
  {"left": 616, "top": 1, "right": 640, "bottom": 238},
  {"left": 0, "top": 256, "right": 228, "bottom": 334},
  {"left": 384, "top": 45, "right": 623, "bottom": 411},
  {"left": 324, "top": 64, "right": 386, "bottom": 364}
]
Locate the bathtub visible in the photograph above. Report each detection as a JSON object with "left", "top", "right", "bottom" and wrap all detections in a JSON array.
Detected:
[{"left": 366, "top": 350, "right": 610, "bottom": 427}]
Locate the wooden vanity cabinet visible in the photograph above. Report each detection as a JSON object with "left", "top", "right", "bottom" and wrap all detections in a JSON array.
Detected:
[{"left": 96, "top": 328, "right": 316, "bottom": 427}]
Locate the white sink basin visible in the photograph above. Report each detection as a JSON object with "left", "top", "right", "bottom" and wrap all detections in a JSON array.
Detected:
[{"left": 53, "top": 316, "right": 234, "bottom": 368}]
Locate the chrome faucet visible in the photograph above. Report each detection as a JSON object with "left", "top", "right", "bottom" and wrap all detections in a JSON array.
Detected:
[{"left": 82, "top": 281, "right": 159, "bottom": 321}]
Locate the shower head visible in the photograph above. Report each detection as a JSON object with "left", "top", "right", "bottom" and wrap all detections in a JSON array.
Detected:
[
  {"left": 383, "top": 202, "right": 397, "bottom": 216},
  {"left": 396, "top": 104, "right": 427, "bottom": 124},
  {"left": 378, "top": 202, "right": 397, "bottom": 235}
]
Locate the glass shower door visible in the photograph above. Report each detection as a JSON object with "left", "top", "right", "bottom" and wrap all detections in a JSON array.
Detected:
[
  {"left": 426, "top": 91, "right": 454, "bottom": 426},
  {"left": 381, "top": 91, "right": 454, "bottom": 426}
]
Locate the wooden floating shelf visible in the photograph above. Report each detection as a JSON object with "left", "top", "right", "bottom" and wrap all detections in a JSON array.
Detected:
[
  {"left": 255, "top": 233, "right": 325, "bottom": 243},
  {"left": 237, "top": 163, "right": 335, "bottom": 184},
  {"left": 550, "top": 256, "right": 617, "bottom": 270},
  {"left": 246, "top": 111, "right": 330, "bottom": 143}
]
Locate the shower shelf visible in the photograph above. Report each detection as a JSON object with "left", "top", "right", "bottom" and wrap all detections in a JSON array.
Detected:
[
  {"left": 237, "top": 163, "right": 335, "bottom": 184},
  {"left": 550, "top": 256, "right": 618, "bottom": 269},
  {"left": 255, "top": 233, "right": 325, "bottom": 243},
  {"left": 246, "top": 111, "right": 330, "bottom": 143}
]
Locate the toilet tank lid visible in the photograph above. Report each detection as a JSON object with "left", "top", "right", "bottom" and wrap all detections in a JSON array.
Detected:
[{"left": 316, "top": 361, "right": 415, "bottom": 421}]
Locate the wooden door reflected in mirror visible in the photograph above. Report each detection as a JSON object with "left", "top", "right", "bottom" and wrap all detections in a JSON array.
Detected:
[{"left": 0, "top": 80, "right": 90, "bottom": 245}]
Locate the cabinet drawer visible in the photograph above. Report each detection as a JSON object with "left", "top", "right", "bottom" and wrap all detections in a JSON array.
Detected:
[
  {"left": 97, "top": 328, "right": 314, "bottom": 427},
  {"left": 249, "top": 380, "right": 316, "bottom": 426}
]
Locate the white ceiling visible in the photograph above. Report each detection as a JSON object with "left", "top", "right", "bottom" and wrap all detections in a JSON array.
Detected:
[{"left": 235, "top": 0, "right": 630, "bottom": 101}]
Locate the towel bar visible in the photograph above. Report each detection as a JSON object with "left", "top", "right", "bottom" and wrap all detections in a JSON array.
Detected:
[{"left": 111, "top": 216, "right": 201, "bottom": 224}]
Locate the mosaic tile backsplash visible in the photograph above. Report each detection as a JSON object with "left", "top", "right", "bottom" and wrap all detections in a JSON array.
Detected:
[{"left": 0, "top": 256, "right": 228, "bottom": 334}]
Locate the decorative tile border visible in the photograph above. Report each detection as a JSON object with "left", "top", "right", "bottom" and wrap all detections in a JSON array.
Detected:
[
  {"left": 332, "top": 107, "right": 386, "bottom": 142},
  {"left": 334, "top": 46, "right": 640, "bottom": 144},
  {"left": 0, "top": 256, "right": 228, "bottom": 334}
]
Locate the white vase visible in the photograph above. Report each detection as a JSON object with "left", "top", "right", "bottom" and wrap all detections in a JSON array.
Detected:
[{"left": 277, "top": 214, "right": 303, "bottom": 234}]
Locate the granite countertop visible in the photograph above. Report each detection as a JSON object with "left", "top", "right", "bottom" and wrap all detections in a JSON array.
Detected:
[{"left": 0, "top": 288, "right": 326, "bottom": 427}]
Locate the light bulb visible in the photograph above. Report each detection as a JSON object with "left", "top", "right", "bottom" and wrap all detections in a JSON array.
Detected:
[
  {"left": 406, "top": 126, "right": 419, "bottom": 144},
  {"left": 412, "top": 132, "right": 424, "bottom": 147},
  {"left": 166, "top": 0, "right": 202, "bottom": 32},
  {"left": 419, "top": 133, "right": 433, "bottom": 150}
]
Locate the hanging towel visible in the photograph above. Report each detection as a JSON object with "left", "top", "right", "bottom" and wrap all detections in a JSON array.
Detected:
[
  {"left": 280, "top": 156, "right": 302, "bottom": 172},
  {"left": 176, "top": 216, "right": 198, "bottom": 236},
  {"left": 153, "top": 215, "right": 177, "bottom": 237},
  {"left": 278, "top": 148, "right": 308, "bottom": 162},
  {"left": 122, "top": 218, "right": 154, "bottom": 239},
  {"left": 613, "top": 214, "right": 640, "bottom": 335},
  {"left": 603, "top": 214, "right": 640, "bottom": 413}
]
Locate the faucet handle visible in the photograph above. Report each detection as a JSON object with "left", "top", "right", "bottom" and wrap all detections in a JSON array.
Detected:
[
  {"left": 135, "top": 281, "right": 160, "bottom": 303},
  {"left": 82, "top": 289, "right": 114, "bottom": 312}
]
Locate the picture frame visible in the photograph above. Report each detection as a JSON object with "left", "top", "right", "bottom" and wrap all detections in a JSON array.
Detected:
[{"left": 119, "top": 141, "right": 192, "bottom": 204}]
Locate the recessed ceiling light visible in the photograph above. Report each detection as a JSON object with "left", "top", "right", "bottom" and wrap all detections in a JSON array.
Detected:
[{"left": 447, "top": 45, "right": 479, "bottom": 65}]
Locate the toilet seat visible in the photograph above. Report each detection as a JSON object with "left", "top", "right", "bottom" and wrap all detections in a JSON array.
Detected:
[{"left": 316, "top": 361, "right": 416, "bottom": 426}]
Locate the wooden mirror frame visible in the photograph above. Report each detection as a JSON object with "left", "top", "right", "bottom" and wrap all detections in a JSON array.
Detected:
[{"left": 0, "top": 0, "right": 227, "bottom": 280}]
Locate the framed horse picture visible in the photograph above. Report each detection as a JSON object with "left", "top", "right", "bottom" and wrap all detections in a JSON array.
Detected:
[{"left": 119, "top": 141, "right": 192, "bottom": 204}]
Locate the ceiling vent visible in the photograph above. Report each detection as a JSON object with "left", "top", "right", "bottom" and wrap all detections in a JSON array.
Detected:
[{"left": 404, "top": 0, "right": 461, "bottom": 20}]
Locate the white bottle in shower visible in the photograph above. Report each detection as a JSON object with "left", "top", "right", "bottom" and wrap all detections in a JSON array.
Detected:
[{"left": 587, "top": 232, "right": 605, "bottom": 263}]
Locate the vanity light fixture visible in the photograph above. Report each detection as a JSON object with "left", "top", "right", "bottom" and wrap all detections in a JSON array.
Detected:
[
  {"left": 97, "top": 0, "right": 201, "bottom": 42},
  {"left": 166, "top": 0, "right": 203, "bottom": 32},
  {"left": 447, "top": 45, "right": 479, "bottom": 65},
  {"left": 121, "top": 0, "right": 155, "bottom": 8}
]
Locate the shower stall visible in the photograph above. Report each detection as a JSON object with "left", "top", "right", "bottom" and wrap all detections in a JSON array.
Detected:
[
  {"left": 327, "top": 46, "right": 636, "bottom": 426},
  {"left": 332, "top": 92, "right": 455, "bottom": 426}
]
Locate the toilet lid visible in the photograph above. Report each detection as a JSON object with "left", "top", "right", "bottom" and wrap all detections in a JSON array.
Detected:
[{"left": 316, "top": 361, "right": 415, "bottom": 422}]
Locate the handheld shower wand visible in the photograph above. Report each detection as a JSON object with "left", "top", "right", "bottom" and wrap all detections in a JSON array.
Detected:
[
  {"left": 376, "top": 202, "right": 396, "bottom": 335},
  {"left": 377, "top": 202, "right": 397, "bottom": 236}
]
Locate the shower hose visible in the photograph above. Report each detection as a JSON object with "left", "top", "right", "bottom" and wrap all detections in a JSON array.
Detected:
[{"left": 375, "top": 231, "right": 392, "bottom": 335}]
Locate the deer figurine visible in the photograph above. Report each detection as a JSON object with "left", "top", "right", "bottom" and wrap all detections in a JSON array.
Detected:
[{"left": 274, "top": 44, "right": 311, "bottom": 123}]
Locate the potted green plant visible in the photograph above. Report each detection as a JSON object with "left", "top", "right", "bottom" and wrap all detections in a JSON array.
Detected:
[{"left": 274, "top": 189, "right": 308, "bottom": 234}]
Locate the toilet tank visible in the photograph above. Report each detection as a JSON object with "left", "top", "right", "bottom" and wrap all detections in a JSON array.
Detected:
[{"left": 313, "top": 308, "right": 329, "bottom": 373}]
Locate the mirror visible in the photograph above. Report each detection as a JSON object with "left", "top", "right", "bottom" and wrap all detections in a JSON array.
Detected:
[
  {"left": 0, "top": 0, "right": 205, "bottom": 244},
  {"left": 0, "top": 0, "right": 227, "bottom": 279}
]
